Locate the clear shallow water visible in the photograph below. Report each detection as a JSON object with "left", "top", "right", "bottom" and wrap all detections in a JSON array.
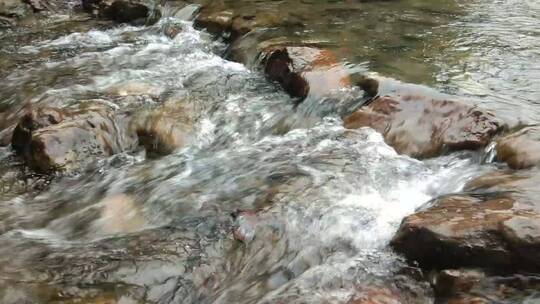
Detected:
[
  {"left": 0, "top": 0, "right": 538, "bottom": 303},
  {"left": 435, "top": 0, "right": 540, "bottom": 125}
]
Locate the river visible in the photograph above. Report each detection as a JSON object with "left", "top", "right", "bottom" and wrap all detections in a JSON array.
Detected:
[{"left": 0, "top": 0, "right": 539, "bottom": 303}]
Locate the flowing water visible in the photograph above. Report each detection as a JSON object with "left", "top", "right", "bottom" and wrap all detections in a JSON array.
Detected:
[{"left": 0, "top": 0, "right": 538, "bottom": 303}]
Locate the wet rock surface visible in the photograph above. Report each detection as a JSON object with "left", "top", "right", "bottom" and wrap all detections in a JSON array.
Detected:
[
  {"left": 194, "top": 2, "right": 302, "bottom": 41},
  {"left": 260, "top": 46, "right": 351, "bottom": 101},
  {"left": 11, "top": 106, "right": 66, "bottom": 154},
  {"left": 391, "top": 194, "right": 518, "bottom": 270},
  {"left": 432, "top": 269, "right": 540, "bottom": 303},
  {"left": 496, "top": 125, "right": 540, "bottom": 169},
  {"left": 12, "top": 104, "right": 137, "bottom": 173},
  {"left": 0, "top": 220, "right": 232, "bottom": 303},
  {"left": 392, "top": 169, "right": 540, "bottom": 273},
  {"left": 344, "top": 95, "right": 504, "bottom": 158}
]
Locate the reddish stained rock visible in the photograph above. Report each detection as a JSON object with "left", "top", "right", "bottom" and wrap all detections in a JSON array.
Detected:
[
  {"left": 261, "top": 46, "right": 351, "bottom": 100},
  {"left": 12, "top": 105, "right": 137, "bottom": 172},
  {"left": 496, "top": 125, "right": 540, "bottom": 169},
  {"left": 194, "top": 8, "right": 234, "bottom": 37},
  {"left": 391, "top": 195, "right": 517, "bottom": 270},
  {"left": 392, "top": 169, "right": 540, "bottom": 272},
  {"left": 344, "top": 95, "right": 504, "bottom": 158}
]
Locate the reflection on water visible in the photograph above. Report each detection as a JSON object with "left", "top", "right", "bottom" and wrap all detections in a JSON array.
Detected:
[
  {"left": 436, "top": 0, "right": 540, "bottom": 125},
  {"left": 0, "top": 0, "right": 538, "bottom": 302}
]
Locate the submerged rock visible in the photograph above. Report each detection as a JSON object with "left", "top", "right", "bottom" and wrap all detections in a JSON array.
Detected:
[
  {"left": 162, "top": 22, "right": 183, "bottom": 39},
  {"left": 0, "top": 0, "right": 30, "bottom": 18},
  {"left": 432, "top": 269, "right": 540, "bottom": 303},
  {"left": 496, "top": 125, "right": 540, "bottom": 169},
  {"left": 344, "top": 95, "right": 504, "bottom": 158},
  {"left": 194, "top": 5, "right": 301, "bottom": 41},
  {"left": 11, "top": 107, "right": 66, "bottom": 154},
  {"left": 129, "top": 103, "right": 193, "bottom": 156},
  {"left": 231, "top": 209, "right": 258, "bottom": 243},
  {"left": 194, "top": 8, "right": 234, "bottom": 38},
  {"left": 260, "top": 46, "right": 351, "bottom": 101},
  {"left": 82, "top": 0, "right": 160, "bottom": 24},
  {"left": 0, "top": 121, "right": 16, "bottom": 146},
  {"left": 105, "top": 81, "right": 163, "bottom": 98},
  {"left": 96, "top": 193, "right": 146, "bottom": 234},
  {"left": 12, "top": 104, "right": 137, "bottom": 173}
]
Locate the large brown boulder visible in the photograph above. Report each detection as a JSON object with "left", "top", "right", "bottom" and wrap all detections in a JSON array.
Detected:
[
  {"left": 496, "top": 125, "right": 540, "bottom": 169},
  {"left": 344, "top": 95, "right": 504, "bottom": 158},
  {"left": 12, "top": 105, "right": 137, "bottom": 172},
  {"left": 391, "top": 170, "right": 540, "bottom": 272},
  {"left": 391, "top": 195, "right": 517, "bottom": 270},
  {"left": 260, "top": 46, "right": 351, "bottom": 100}
]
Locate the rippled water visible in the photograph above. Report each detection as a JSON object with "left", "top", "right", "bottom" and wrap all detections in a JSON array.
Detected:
[{"left": 0, "top": 0, "right": 538, "bottom": 303}]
